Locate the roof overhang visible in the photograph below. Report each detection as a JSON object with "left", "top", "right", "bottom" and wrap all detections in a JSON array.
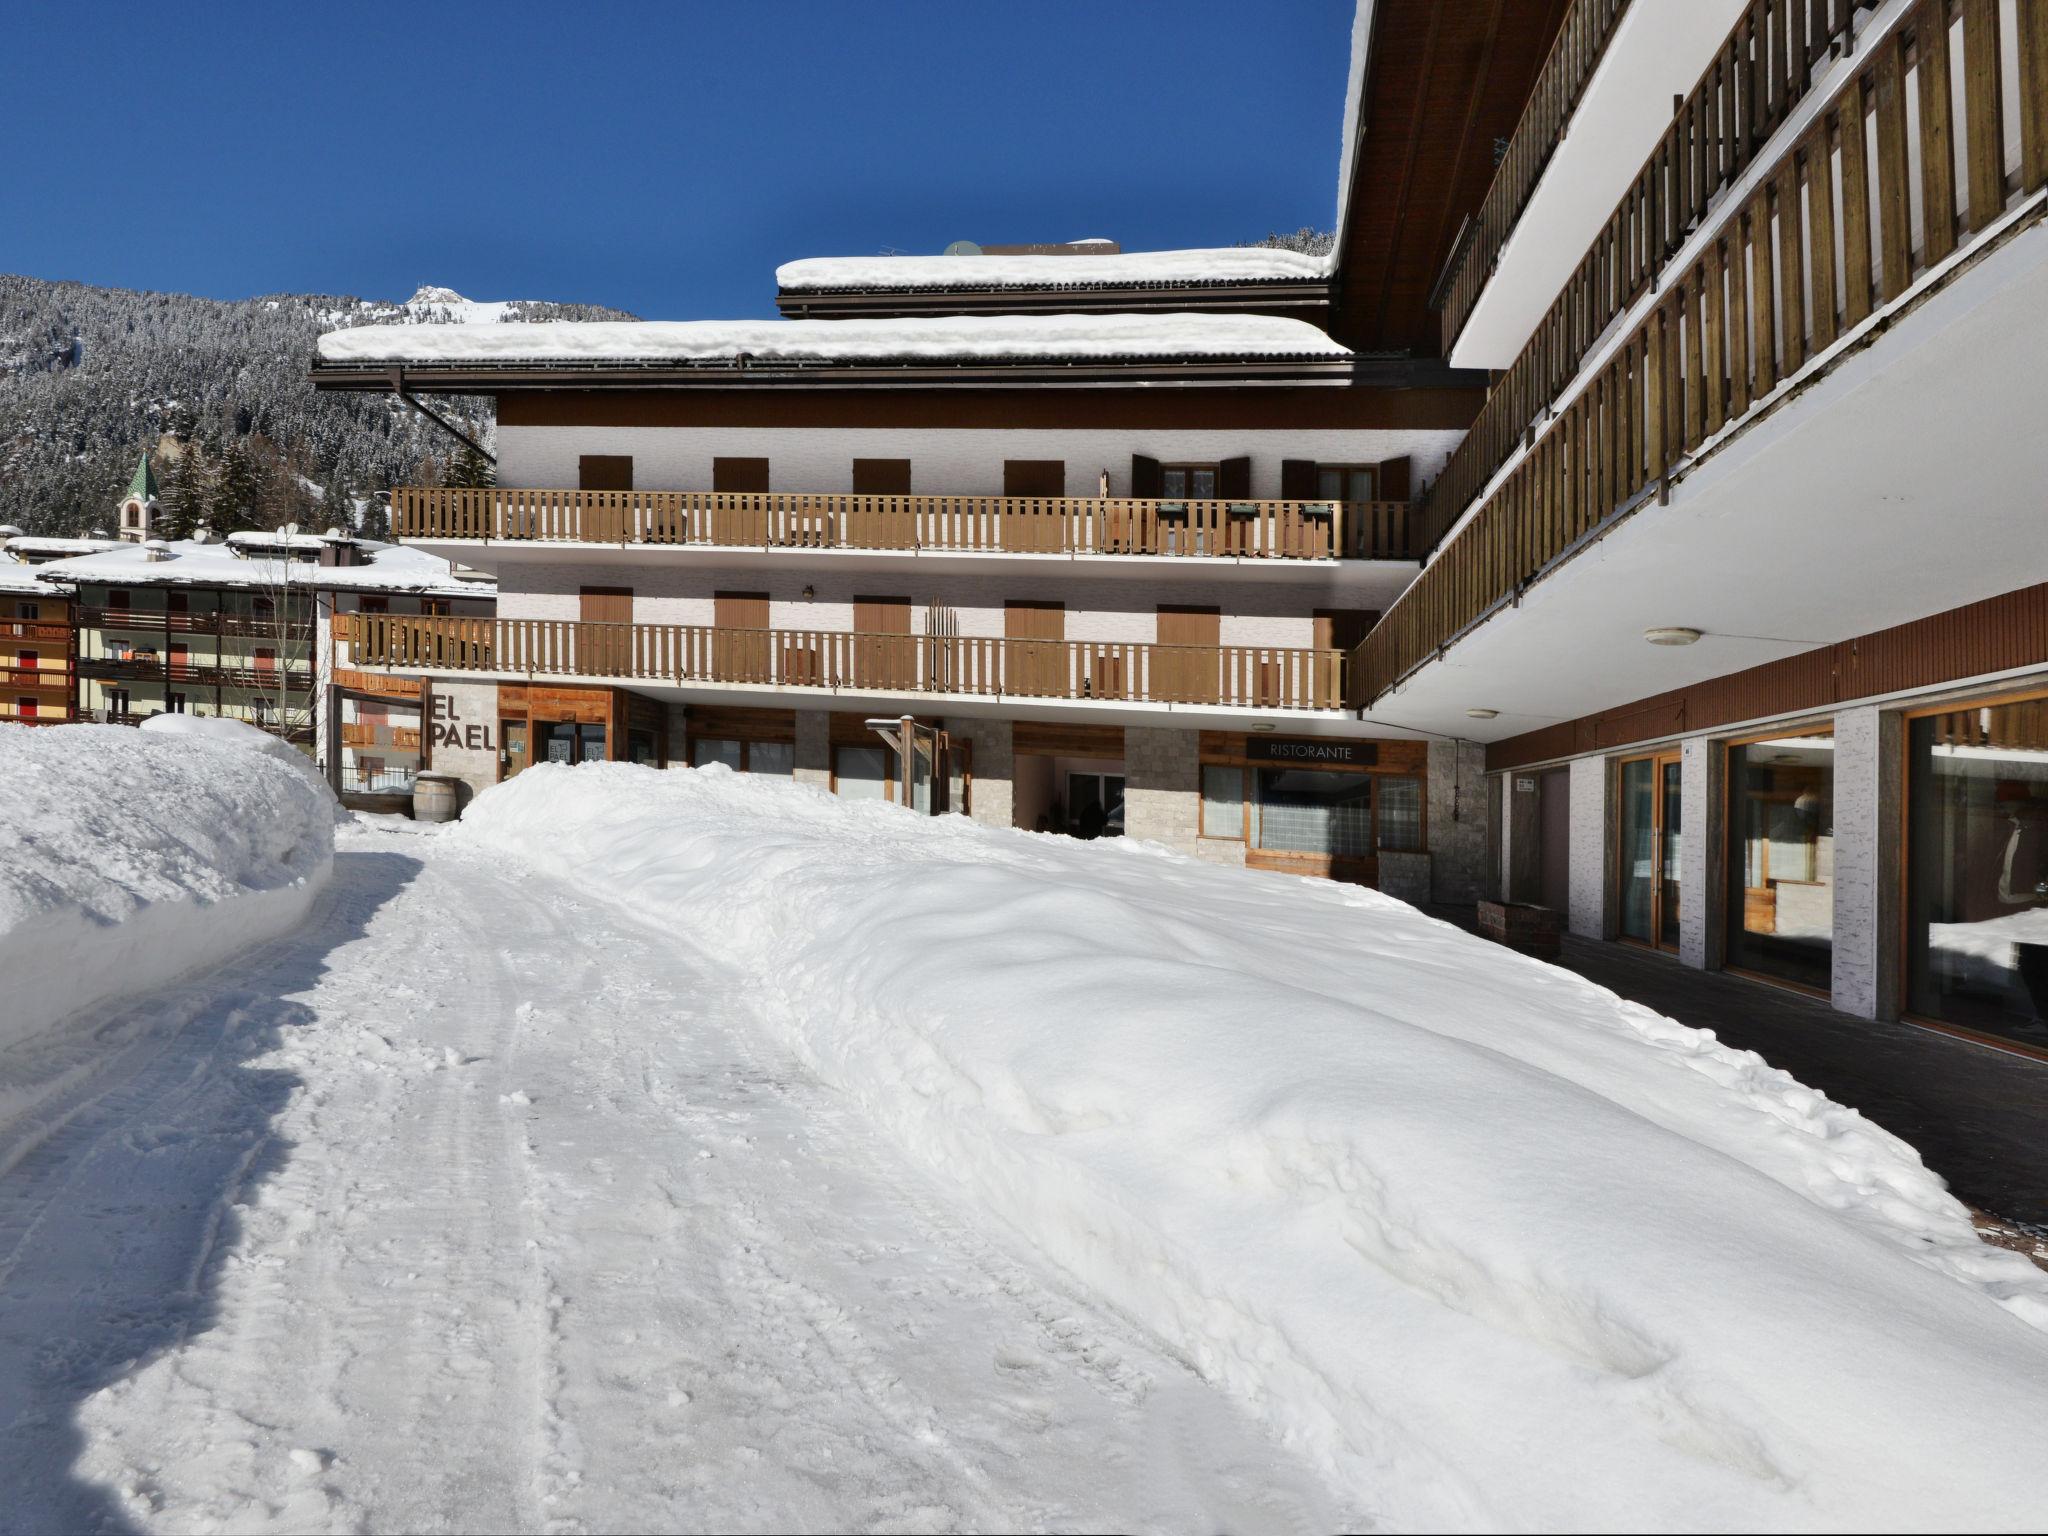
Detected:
[
  {"left": 309, "top": 357, "right": 1363, "bottom": 393},
  {"left": 774, "top": 279, "right": 1333, "bottom": 321}
]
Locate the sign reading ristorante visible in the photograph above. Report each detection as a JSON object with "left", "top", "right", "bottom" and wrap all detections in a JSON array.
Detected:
[{"left": 1244, "top": 737, "right": 1379, "bottom": 767}]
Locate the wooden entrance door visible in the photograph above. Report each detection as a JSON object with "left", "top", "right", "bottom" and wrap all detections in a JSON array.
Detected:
[
  {"left": 853, "top": 595, "right": 915, "bottom": 691},
  {"left": 579, "top": 586, "right": 634, "bottom": 676},
  {"left": 713, "top": 590, "right": 771, "bottom": 682},
  {"left": 1617, "top": 751, "right": 1683, "bottom": 949},
  {"left": 1155, "top": 605, "right": 1220, "bottom": 703},
  {"left": 1003, "top": 600, "right": 1066, "bottom": 697}
]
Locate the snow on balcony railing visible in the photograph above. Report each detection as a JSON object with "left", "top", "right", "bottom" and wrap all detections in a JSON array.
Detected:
[
  {"left": 394, "top": 487, "right": 1414, "bottom": 563},
  {"left": 1359, "top": 0, "right": 2048, "bottom": 708}
]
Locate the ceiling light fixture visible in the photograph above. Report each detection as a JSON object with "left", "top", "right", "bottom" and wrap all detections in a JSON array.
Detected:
[
  {"left": 1643, "top": 626, "right": 1703, "bottom": 646},
  {"left": 1465, "top": 707, "right": 1499, "bottom": 720}
]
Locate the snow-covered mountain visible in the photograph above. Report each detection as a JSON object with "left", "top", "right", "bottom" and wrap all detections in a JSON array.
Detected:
[{"left": 0, "top": 274, "right": 635, "bottom": 537}]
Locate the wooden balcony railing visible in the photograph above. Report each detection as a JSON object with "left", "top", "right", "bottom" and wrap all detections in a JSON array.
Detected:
[
  {"left": 1, "top": 620, "right": 71, "bottom": 643},
  {"left": 78, "top": 607, "right": 312, "bottom": 638},
  {"left": 1422, "top": 0, "right": 1871, "bottom": 554},
  {"left": 352, "top": 613, "right": 1347, "bottom": 712},
  {"left": 395, "top": 486, "right": 1414, "bottom": 562},
  {"left": 342, "top": 721, "right": 422, "bottom": 750},
  {"left": 79, "top": 655, "right": 312, "bottom": 689},
  {"left": 1360, "top": 0, "right": 2048, "bottom": 706},
  {"left": 0, "top": 664, "right": 70, "bottom": 687},
  {"left": 1434, "top": 0, "right": 1633, "bottom": 350}
]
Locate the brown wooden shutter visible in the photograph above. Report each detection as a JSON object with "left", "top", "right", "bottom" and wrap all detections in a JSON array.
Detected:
[
  {"left": 1281, "top": 458, "right": 1316, "bottom": 499},
  {"left": 1218, "top": 456, "right": 1251, "bottom": 499},
  {"left": 1155, "top": 604, "right": 1220, "bottom": 647},
  {"left": 1130, "top": 455, "right": 1163, "bottom": 498},
  {"left": 1377, "top": 456, "right": 1411, "bottom": 500},
  {"left": 713, "top": 590, "right": 772, "bottom": 683},
  {"left": 1156, "top": 605, "right": 1220, "bottom": 704},
  {"left": 579, "top": 585, "right": 634, "bottom": 676},
  {"left": 579, "top": 586, "right": 634, "bottom": 624},
  {"left": 851, "top": 458, "right": 912, "bottom": 494},
  {"left": 853, "top": 595, "right": 914, "bottom": 689},
  {"left": 1312, "top": 607, "right": 1377, "bottom": 651},
  {"left": 1004, "top": 600, "right": 1066, "bottom": 699},
  {"left": 1002, "top": 460, "right": 1064, "bottom": 497},
  {"left": 579, "top": 455, "right": 633, "bottom": 491},
  {"left": 712, "top": 457, "right": 770, "bottom": 492}
]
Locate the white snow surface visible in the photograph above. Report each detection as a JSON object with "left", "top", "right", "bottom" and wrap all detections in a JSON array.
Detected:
[
  {"left": 29, "top": 536, "right": 488, "bottom": 597},
  {"left": 0, "top": 722, "right": 334, "bottom": 1128},
  {"left": 452, "top": 762, "right": 2048, "bottom": 1533},
  {"left": 775, "top": 247, "right": 1329, "bottom": 292},
  {"left": 314, "top": 312, "right": 1352, "bottom": 367}
]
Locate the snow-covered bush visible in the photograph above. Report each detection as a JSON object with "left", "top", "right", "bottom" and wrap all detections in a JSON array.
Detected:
[
  {"left": 457, "top": 761, "right": 2048, "bottom": 1531},
  {"left": 0, "top": 721, "right": 335, "bottom": 1065}
]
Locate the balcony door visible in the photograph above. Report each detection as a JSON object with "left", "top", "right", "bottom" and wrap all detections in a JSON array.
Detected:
[
  {"left": 1001, "top": 460, "right": 1066, "bottom": 553},
  {"left": 579, "top": 586, "right": 634, "bottom": 677},
  {"left": 713, "top": 590, "right": 771, "bottom": 682},
  {"left": 1155, "top": 605, "right": 1220, "bottom": 704},
  {"left": 1312, "top": 609, "right": 1375, "bottom": 710},
  {"left": 1003, "top": 600, "right": 1066, "bottom": 697},
  {"left": 712, "top": 457, "right": 770, "bottom": 545},
  {"left": 1618, "top": 752, "right": 1683, "bottom": 949},
  {"left": 853, "top": 595, "right": 915, "bottom": 692}
]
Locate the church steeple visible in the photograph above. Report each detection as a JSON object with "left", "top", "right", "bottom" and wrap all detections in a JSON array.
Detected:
[{"left": 118, "top": 452, "right": 160, "bottom": 543}]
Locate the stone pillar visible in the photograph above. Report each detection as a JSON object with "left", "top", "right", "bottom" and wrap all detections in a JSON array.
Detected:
[
  {"left": 1831, "top": 705, "right": 1901, "bottom": 1019},
  {"left": 421, "top": 679, "right": 502, "bottom": 810},
  {"left": 794, "top": 709, "right": 831, "bottom": 793},
  {"left": 1568, "top": 755, "right": 1611, "bottom": 940},
  {"left": 1428, "top": 738, "right": 1489, "bottom": 904},
  {"left": 1678, "top": 737, "right": 1722, "bottom": 970},
  {"left": 1123, "top": 725, "right": 1200, "bottom": 856},
  {"left": 947, "top": 717, "right": 1014, "bottom": 830}
]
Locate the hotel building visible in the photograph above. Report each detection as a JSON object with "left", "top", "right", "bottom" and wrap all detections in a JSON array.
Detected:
[{"left": 311, "top": 0, "right": 2048, "bottom": 1055}]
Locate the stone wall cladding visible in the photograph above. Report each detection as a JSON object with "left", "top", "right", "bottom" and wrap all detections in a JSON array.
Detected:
[
  {"left": 1568, "top": 755, "right": 1610, "bottom": 940},
  {"left": 1379, "top": 849, "right": 1434, "bottom": 905},
  {"left": 946, "top": 716, "right": 1014, "bottom": 830},
  {"left": 1123, "top": 725, "right": 1201, "bottom": 856},
  {"left": 421, "top": 679, "right": 501, "bottom": 807},
  {"left": 1427, "top": 739, "right": 1489, "bottom": 904},
  {"left": 1679, "top": 738, "right": 1719, "bottom": 970},
  {"left": 1831, "top": 705, "right": 1900, "bottom": 1019}
]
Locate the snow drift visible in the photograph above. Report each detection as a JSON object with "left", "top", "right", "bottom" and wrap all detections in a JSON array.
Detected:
[
  {"left": 0, "top": 721, "right": 335, "bottom": 1084},
  {"left": 458, "top": 763, "right": 2048, "bottom": 1532}
]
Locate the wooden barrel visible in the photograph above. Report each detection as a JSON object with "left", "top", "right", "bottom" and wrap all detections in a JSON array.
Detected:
[{"left": 413, "top": 773, "right": 461, "bottom": 823}]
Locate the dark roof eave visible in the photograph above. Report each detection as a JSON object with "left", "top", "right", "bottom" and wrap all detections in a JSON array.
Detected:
[
  {"left": 775, "top": 277, "right": 1333, "bottom": 300},
  {"left": 308, "top": 356, "right": 1359, "bottom": 392}
]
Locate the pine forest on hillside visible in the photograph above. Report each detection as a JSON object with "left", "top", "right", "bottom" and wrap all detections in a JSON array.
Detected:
[{"left": 0, "top": 276, "right": 633, "bottom": 540}]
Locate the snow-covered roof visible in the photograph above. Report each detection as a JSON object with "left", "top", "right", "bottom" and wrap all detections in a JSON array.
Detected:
[
  {"left": 1326, "top": 2, "right": 1376, "bottom": 278},
  {"left": 223, "top": 530, "right": 332, "bottom": 552},
  {"left": 774, "top": 247, "right": 1329, "bottom": 293},
  {"left": 2, "top": 536, "right": 127, "bottom": 561},
  {"left": 0, "top": 563, "right": 60, "bottom": 594},
  {"left": 30, "top": 537, "right": 493, "bottom": 598},
  {"left": 315, "top": 312, "right": 1351, "bottom": 367}
]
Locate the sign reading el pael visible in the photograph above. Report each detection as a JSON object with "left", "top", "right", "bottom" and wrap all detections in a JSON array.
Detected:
[
  {"left": 426, "top": 691, "right": 495, "bottom": 753},
  {"left": 1244, "top": 737, "right": 1378, "bottom": 767}
]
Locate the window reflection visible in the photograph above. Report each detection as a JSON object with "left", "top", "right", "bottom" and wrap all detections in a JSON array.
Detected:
[{"left": 1727, "top": 734, "right": 1835, "bottom": 989}]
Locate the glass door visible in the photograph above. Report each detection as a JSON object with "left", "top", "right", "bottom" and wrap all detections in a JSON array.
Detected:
[{"left": 1618, "top": 752, "right": 1683, "bottom": 948}]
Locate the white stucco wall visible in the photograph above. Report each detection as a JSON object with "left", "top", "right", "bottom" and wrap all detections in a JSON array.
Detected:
[{"left": 495, "top": 424, "right": 1467, "bottom": 501}]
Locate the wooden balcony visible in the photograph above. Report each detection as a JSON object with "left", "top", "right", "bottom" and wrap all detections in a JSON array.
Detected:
[
  {"left": 78, "top": 606, "right": 312, "bottom": 638},
  {"left": 1433, "top": 0, "right": 1634, "bottom": 354},
  {"left": 352, "top": 613, "right": 1346, "bottom": 713},
  {"left": 79, "top": 655, "right": 312, "bottom": 689},
  {"left": 0, "top": 664, "right": 70, "bottom": 688},
  {"left": 342, "top": 721, "right": 422, "bottom": 750},
  {"left": 1423, "top": 0, "right": 1872, "bottom": 553},
  {"left": 1361, "top": 0, "right": 2048, "bottom": 707},
  {"left": 394, "top": 486, "right": 1414, "bottom": 562}
]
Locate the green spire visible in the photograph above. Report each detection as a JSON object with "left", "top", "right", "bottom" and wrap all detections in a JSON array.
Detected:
[{"left": 127, "top": 452, "right": 159, "bottom": 503}]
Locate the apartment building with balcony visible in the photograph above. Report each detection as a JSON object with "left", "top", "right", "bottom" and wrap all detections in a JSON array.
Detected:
[
  {"left": 0, "top": 531, "right": 127, "bottom": 726},
  {"left": 312, "top": 0, "right": 2048, "bottom": 1057},
  {"left": 32, "top": 532, "right": 493, "bottom": 800}
]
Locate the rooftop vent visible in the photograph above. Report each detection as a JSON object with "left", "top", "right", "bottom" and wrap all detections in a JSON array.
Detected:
[{"left": 142, "top": 538, "right": 172, "bottom": 563}]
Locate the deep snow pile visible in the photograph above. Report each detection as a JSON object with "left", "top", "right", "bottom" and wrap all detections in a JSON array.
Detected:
[
  {"left": 138, "top": 712, "right": 343, "bottom": 820},
  {"left": 459, "top": 762, "right": 2048, "bottom": 1532},
  {"left": 0, "top": 722, "right": 334, "bottom": 1079}
]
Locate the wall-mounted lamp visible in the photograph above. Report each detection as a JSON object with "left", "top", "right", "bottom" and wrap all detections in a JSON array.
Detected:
[{"left": 801, "top": 584, "right": 815, "bottom": 601}]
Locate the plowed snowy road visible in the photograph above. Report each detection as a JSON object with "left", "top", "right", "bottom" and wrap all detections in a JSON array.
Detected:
[{"left": 0, "top": 819, "right": 1351, "bottom": 1534}]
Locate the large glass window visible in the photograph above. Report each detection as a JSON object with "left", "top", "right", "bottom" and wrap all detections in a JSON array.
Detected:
[
  {"left": 1726, "top": 733, "right": 1835, "bottom": 989},
  {"left": 835, "top": 745, "right": 890, "bottom": 800},
  {"left": 1201, "top": 764, "right": 1245, "bottom": 839},
  {"left": 692, "top": 737, "right": 743, "bottom": 769},
  {"left": 1618, "top": 754, "right": 1681, "bottom": 947},
  {"left": 1907, "top": 699, "right": 2048, "bottom": 1051},
  {"left": 749, "top": 741, "right": 794, "bottom": 778},
  {"left": 1253, "top": 769, "right": 1372, "bottom": 858},
  {"left": 1378, "top": 776, "right": 1422, "bottom": 851}
]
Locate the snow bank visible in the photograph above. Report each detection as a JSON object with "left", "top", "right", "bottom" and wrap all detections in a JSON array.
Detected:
[
  {"left": 139, "top": 713, "right": 342, "bottom": 819},
  {"left": 458, "top": 763, "right": 2048, "bottom": 1532},
  {"left": 314, "top": 312, "right": 1351, "bottom": 367},
  {"left": 0, "top": 722, "right": 335, "bottom": 1100},
  {"left": 775, "top": 246, "right": 1328, "bottom": 292}
]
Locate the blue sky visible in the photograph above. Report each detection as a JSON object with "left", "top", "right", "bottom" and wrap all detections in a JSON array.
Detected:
[{"left": 3, "top": 0, "right": 1353, "bottom": 319}]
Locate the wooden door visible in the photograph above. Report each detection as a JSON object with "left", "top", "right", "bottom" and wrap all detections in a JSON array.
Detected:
[
  {"left": 853, "top": 595, "right": 914, "bottom": 691},
  {"left": 1003, "top": 600, "right": 1066, "bottom": 697},
  {"left": 852, "top": 459, "right": 911, "bottom": 494},
  {"left": 713, "top": 457, "right": 770, "bottom": 545},
  {"left": 579, "top": 586, "right": 634, "bottom": 676},
  {"left": 1312, "top": 608, "right": 1375, "bottom": 708},
  {"left": 714, "top": 590, "right": 771, "bottom": 681},
  {"left": 1617, "top": 751, "right": 1683, "bottom": 949},
  {"left": 577, "top": 456, "right": 634, "bottom": 539},
  {"left": 1155, "top": 605, "right": 1220, "bottom": 703},
  {"left": 1002, "top": 460, "right": 1066, "bottom": 553}
]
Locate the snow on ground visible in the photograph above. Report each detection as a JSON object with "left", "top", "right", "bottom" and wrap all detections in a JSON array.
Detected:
[
  {"left": 456, "top": 762, "right": 2048, "bottom": 1533},
  {"left": 774, "top": 247, "right": 1328, "bottom": 291},
  {"left": 0, "top": 722, "right": 333, "bottom": 1117},
  {"left": 4, "top": 817, "right": 1351, "bottom": 1534},
  {"left": 314, "top": 312, "right": 1353, "bottom": 367}
]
